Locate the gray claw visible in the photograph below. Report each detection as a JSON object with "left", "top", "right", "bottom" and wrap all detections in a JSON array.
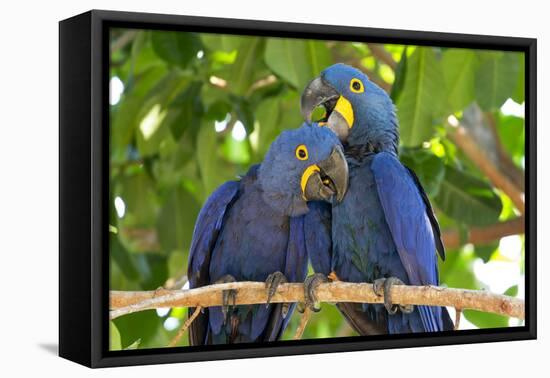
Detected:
[
  {"left": 373, "top": 277, "right": 414, "bottom": 315},
  {"left": 215, "top": 274, "right": 237, "bottom": 323},
  {"left": 304, "top": 273, "right": 328, "bottom": 312},
  {"left": 265, "top": 271, "right": 290, "bottom": 318},
  {"left": 265, "top": 271, "right": 288, "bottom": 307}
]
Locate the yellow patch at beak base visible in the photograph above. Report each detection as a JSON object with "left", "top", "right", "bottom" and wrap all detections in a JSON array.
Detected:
[
  {"left": 301, "top": 164, "right": 321, "bottom": 200},
  {"left": 334, "top": 96, "right": 354, "bottom": 128}
]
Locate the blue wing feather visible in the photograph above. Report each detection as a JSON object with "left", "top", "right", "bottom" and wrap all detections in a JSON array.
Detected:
[
  {"left": 187, "top": 181, "right": 240, "bottom": 345},
  {"left": 304, "top": 201, "right": 333, "bottom": 275},
  {"left": 188, "top": 181, "right": 240, "bottom": 287},
  {"left": 371, "top": 152, "right": 444, "bottom": 332}
]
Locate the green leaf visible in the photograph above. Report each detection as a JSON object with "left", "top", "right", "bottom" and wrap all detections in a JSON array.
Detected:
[
  {"left": 512, "top": 53, "right": 525, "bottom": 104},
  {"left": 255, "top": 97, "right": 282, "bottom": 156},
  {"left": 504, "top": 285, "right": 518, "bottom": 297},
  {"left": 264, "top": 39, "right": 331, "bottom": 91},
  {"left": 226, "top": 37, "right": 264, "bottom": 96},
  {"left": 151, "top": 31, "right": 202, "bottom": 68},
  {"left": 166, "top": 81, "right": 204, "bottom": 141},
  {"left": 496, "top": 114, "right": 525, "bottom": 166},
  {"left": 464, "top": 310, "right": 509, "bottom": 328},
  {"left": 434, "top": 165, "right": 503, "bottom": 226},
  {"left": 110, "top": 232, "right": 140, "bottom": 281},
  {"left": 156, "top": 186, "right": 201, "bottom": 253},
  {"left": 396, "top": 47, "right": 444, "bottom": 146},
  {"left": 117, "top": 172, "right": 158, "bottom": 228},
  {"left": 390, "top": 48, "right": 408, "bottom": 103},
  {"left": 399, "top": 148, "right": 445, "bottom": 197},
  {"left": 124, "top": 339, "right": 141, "bottom": 350},
  {"left": 442, "top": 49, "right": 477, "bottom": 112},
  {"left": 474, "top": 241, "right": 498, "bottom": 263},
  {"left": 196, "top": 122, "right": 238, "bottom": 197},
  {"left": 201, "top": 34, "right": 241, "bottom": 52},
  {"left": 109, "top": 321, "right": 122, "bottom": 351},
  {"left": 475, "top": 52, "right": 520, "bottom": 110}
]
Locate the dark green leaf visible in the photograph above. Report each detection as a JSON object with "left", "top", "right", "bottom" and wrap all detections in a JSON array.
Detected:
[
  {"left": 434, "top": 165, "right": 503, "bottom": 226},
  {"left": 151, "top": 31, "right": 202, "bottom": 68},
  {"left": 474, "top": 241, "right": 499, "bottom": 263},
  {"left": 110, "top": 232, "right": 140, "bottom": 281},
  {"left": 390, "top": 48, "right": 407, "bottom": 103},
  {"left": 399, "top": 148, "right": 445, "bottom": 197}
]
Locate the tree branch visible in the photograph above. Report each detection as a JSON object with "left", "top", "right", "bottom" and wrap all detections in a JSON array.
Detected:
[
  {"left": 110, "top": 282, "right": 524, "bottom": 321},
  {"left": 441, "top": 216, "right": 525, "bottom": 249},
  {"left": 446, "top": 120, "right": 525, "bottom": 213},
  {"left": 366, "top": 44, "right": 398, "bottom": 69}
]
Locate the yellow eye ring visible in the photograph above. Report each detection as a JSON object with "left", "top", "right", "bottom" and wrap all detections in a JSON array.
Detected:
[
  {"left": 350, "top": 78, "right": 364, "bottom": 93},
  {"left": 295, "top": 144, "right": 309, "bottom": 160}
]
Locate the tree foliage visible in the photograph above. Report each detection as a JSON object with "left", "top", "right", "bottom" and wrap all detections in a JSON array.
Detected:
[{"left": 109, "top": 28, "right": 525, "bottom": 350}]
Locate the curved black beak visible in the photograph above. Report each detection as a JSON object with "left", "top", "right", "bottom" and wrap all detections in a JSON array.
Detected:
[
  {"left": 301, "top": 76, "right": 352, "bottom": 142},
  {"left": 302, "top": 145, "right": 349, "bottom": 203},
  {"left": 301, "top": 76, "right": 340, "bottom": 123}
]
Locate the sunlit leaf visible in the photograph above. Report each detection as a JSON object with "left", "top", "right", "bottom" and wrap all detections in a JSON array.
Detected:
[
  {"left": 397, "top": 47, "right": 444, "bottom": 146},
  {"left": 475, "top": 51, "right": 520, "bottom": 110},
  {"left": 264, "top": 38, "right": 331, "bottom": 91},
  {"left": 442, "top": 49, "right": 477, "bottom": 112},
  {"left": 110, "top": 321, "right": 122, "bottom": 351},
  {"left": 463, "top": 310, "right": 509, "bottom": 328}
]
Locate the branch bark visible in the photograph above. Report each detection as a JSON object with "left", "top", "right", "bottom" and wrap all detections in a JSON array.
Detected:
[
  {"left": 367, "top": 43, "right": 398, "bottom": 69},
  {"left": 441, "top": 216, "right": 525, "bottom": 249},
  {"left": 446, "top": 121, "right": 525, "bottom": 213},
  {"left": 110, "top": 282, "right": 524, "bottom": 321}
]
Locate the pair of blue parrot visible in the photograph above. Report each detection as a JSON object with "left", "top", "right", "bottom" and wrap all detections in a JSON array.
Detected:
[{"left": 188, "top": 63, "right": 453, "bottom": 345}]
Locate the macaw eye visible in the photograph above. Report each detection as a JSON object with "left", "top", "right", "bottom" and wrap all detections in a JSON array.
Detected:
[
  {"left": 295, "top": 144, "right": 309, "bottom": 160},
  {"left": 350, "top": 78, "right": 364, "bottom": 93}
]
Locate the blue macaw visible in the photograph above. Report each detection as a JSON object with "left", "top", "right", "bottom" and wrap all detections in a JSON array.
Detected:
[
  {"left": 301, "top": 63, "right": 454, "bottom": 334},
  {"left": 187, "top": 124, "right": 349, "bottom": 345}
]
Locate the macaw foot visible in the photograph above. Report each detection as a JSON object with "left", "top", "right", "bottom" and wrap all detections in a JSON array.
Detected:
[
  {"left": 373, "top": 277, "right": 414, "bottom": 315},
  {"left": 215, "top": 274, "right": 237, "bottom": 321},
  {"left": 265, "top": 271, "right": 290, "bottom": 318},
  {"left": 304, "top": 273, "right": 328, "bottom": 313}
]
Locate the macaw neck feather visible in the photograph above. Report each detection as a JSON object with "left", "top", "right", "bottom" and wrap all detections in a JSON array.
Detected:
[{"left": 255, "top": 164, "right": 309, "bottom": 217}]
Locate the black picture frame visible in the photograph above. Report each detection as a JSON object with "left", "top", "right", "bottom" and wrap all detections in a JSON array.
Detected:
[{"left": 59, "top": 9, "right": 537, "bottom": 368}]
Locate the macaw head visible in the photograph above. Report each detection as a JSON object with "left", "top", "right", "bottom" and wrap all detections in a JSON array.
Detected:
[
  {"left": 258, "top": 123, "right": 349, "bottom": 216},
  {"left": 300, "top": 63, "right": 398, "bottom": 154}
]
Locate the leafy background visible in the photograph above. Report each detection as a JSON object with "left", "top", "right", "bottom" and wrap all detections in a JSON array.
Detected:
[{"left": 108, "top": 28, "right": 526, "bottom": 350}]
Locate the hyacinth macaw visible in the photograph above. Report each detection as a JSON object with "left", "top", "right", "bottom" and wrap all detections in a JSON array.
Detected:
[
  {"left": 300, "top": 63, "right": 454, "bottom": 334},
  {"left": 187, "top": 124, "right": 349, "bottom": 345}
]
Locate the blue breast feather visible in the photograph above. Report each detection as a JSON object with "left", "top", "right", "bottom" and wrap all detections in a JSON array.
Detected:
[{"left": 188, "top": 166, "right": 308, "bottom": 344}]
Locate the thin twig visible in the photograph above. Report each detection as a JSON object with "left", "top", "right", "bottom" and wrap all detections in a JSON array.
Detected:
[
  {"left": 111, "top": 30, "right": 138, "bottom": 54},
  {"left": 110, "top": 282, "right": 524, "bottom": 320},
  {"left": 168, "top": 306, "right": 202, "bottom": 347},
  {"left": 293, "top": 308, "right": 312, "bottom": 340},
  {"left": 454, "top": 308, "right": 462, "bottom": 331}
]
